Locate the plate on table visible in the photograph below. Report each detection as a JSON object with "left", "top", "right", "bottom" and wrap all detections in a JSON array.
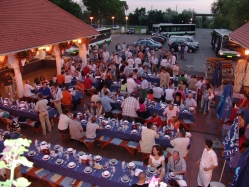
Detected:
[
  {"left": 20, "top": 108, "right": 26, "bottom": 111},
  {"left": 55, "top": 159, "right": 64, "bottom": 165},
  {"left": 19, "top": 104, "right": 25, "bottom": 108},
  {"left": 109, "top": 159, "right": 118, "bottom": 165},
  {"left": 164, "top": 135, "right": 170, "bottom": 140},
  {"left": 121, "top": 175, "right": 130, "bottom": 183},
  {"left": 98, "top": 116, "right": 104, "bottom": 120},
  {"left": 169, "top": 172, "right": 176, "bottom": 178},
  {"left": 102, "top": 165, "right": 108, "bottom": 169},
  {"left": 42, "top": 155, "right": 50, "bottom": 161},
  {"left": 123, "top": 120, "right": 129, "bottom": 125},
  {"left": 94, "top": 155, "right": 102, "bottom": 161},
  {"left": 127, "top": 162, "right": 136, "bottom": 169},
  {"left": 78, "top": 151, "right": 85, "bottom": 156},
  {"left": 161, "top": 107, "right": 166, "bottom": 110},
  {"left": 111, "top": 118, "right": 116, "bottom": 122},
  {"left": 29, "top": 109, "right": 34, "bottom": 113},
  {"left": 54, "top": 145, "right": 60, "bottom": 150},
  {"left": 67, "top": 148, "right": 73, "bottom": 153},
  {"left": 118, "top": 127, "right": 124, "bottom": 131},
  {"left": 67, "top": 162, "right": 76, "bottom": 168},
  {"left": 105, "top": 125, "right": 111, "bottom": 129},
  {"left": 3, "top": 131, "right": 10, "bottom": 135},
  {"left": 148, "top": 167, "right": 156, "bottom": 173},
  {"left": 102, "top": 171, "right": 111, "bottom": 178},
  {"left": 131, "top": 130, "right": 138, "bottom": 134},
  {"left": 84, "top": 166, "right": 92, "bottom": 173},
  {"left": 149, "top": 105, "right": 155, "bottom": 108},
  {"left": 40, "top": 141, "right": 47, "bottom": 146},
  {"left": 28, "top": 150, "right": 36, "bottom": 156},
  {"left": 116, "top": 100, "right": 122, "bottom": 103},
  {"left": 81, "top": 120, "right": 87, "bottom": 124}
]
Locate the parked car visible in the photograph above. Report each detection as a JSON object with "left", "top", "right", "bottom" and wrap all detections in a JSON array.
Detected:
[
  {"left": 159, "top": 35, "right": 167, "bottom": 42},
  {"left": 169, "top": 41, "right": 196, "bottom": 53},
  {"left": 169, "top": 35, "right": 199, "bottom": 48},
  {"left": 112, "top": 25, "right": 120, "bottom": 30},
  {"left": 138, "top": 38, "right": 161, "bottom": 45},
  {"left": 151, "top": 36, "right": 165, "bottom": 44},
  {"left": 137, "top": 40, "right": 162, "bottom": 51},
  {"left": 127, "top": 28, "right": 135, "bottom": 34}
]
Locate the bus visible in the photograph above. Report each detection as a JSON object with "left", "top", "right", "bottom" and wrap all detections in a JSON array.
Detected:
[
  {"left": 211, "top": 29, "right": 242, "bottom": 58},
  {"left": 152, "top": 23, "right": 196, "bottom": 36},
  {"left": 66, "top": 27, "right": 112, "bottom": 55}
]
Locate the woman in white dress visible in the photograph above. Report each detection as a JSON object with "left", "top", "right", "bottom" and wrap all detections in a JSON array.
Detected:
[{"left": 148, "top": 145, "right": 165, "bottom": 175}]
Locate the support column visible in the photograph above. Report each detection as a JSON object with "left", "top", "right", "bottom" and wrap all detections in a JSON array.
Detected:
[
  {"left": 6, "top": 54, "right": 24, "bottom": 98},
  {"left": 75, "top": 43, "right": 89, "bottom": 66},
  {"left": 53, "top": 44, "right": 62, "bottom": 75}
]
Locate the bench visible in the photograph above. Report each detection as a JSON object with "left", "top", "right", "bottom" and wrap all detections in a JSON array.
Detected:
[
  {"left": 178, "top": 119, "right": 195, "bottom": 131},
  {"left": 22, "top": 166, "right": 94, "bottom": 187},
  {"left": 95, "top": 136, "right": 139, "bottom": 156},
  {"left": 79, "top": 136, "right": 95, "bottom": 151}
]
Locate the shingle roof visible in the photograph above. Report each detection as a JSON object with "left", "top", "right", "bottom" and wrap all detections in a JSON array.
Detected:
[
  {"left": 230, "top": 22, "right": 249, "bottom": 50},
  {"left": 0, "top": 0, "right": 99, "bottom": 55}
]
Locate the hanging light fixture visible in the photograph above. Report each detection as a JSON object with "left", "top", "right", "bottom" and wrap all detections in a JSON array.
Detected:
[
  {"left": 77, "top": 39, "right": 82, "bottom": 43},
  {"left": 45, "top": 46, "right": 50, "bottom": 51}
]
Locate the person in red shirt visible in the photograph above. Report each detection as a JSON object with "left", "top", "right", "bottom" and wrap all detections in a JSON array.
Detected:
[
  {"left": 57, "top": 72, "right": 65, "bottom": 86},
  {"left": 145, "top": 113, "right": 163, "bottom": 130},
  {"left": 84, "top": 75, "right": 93, "bottom": 90},
  {"left": 83, "top": 66, "right": 90, "bottom": 76},
  {"left": 238, "top": 94, "right": 249, "bottom": 108}
]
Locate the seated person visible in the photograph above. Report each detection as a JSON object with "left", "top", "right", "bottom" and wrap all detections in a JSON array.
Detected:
[
  {"left": 62, "top": 86, "right": 77, "bottom": 110},
  {"left": 40, "top": 76, "right": 50, "bottom": 85},
  {"left": 238, "top": 114, "right": 245, "bottom": 128},
  {"left": 173, "top": 93, "right": 183, "bottom": 106},
  {"left": 95, "top": 101, "right": 105, "bottom": 117},
  {"left": 147, "top": 89, "right": 154, "bottom": 101},
  {"left": 75, "top": 80, "right": 84, "bottom": 93},
  {"left": 153, "top": 85, "right": 164, "bottom": 101},
  {"left": 238, "top": 94, "right": 249, "bottom": 108},
  {"left": 137, "top": 98, "right": 147, "bottom": 118},
  {"left": 88, "top": 101, "right": 96, "bottom": 115},
  {"left": 85, "top": 116, "right": 103, "bottom": 140},
  {"left": 69, "top": 113, "right": 84, "bottom": 140},
  {"left": 91, "top": 90, "right": 100, "bottom": 103},
  {"left": 24, "top": 80, "right": 35, "bottom": 97},
  {"left": 120, "top": 79, "right": 127, "bottom": 95},
  {"left": 140, "top": 122, "right": 159, "bottom": 153},
  {"left": 168, "top": 179, "right": 181, "bottom": 187},
  {"left": 131, "top": 88, "right": 142, "bottom": 99},
  {"left": 167, "top": 151, "right": 186, "bottom": 175},
  {"left": 38, "top": 82, "right": 51, "bottom": 100},
  {"left": 178, "top": 80, "right": 186, "bottom": 90},
  {"left": 64, "top": 72, "right": 73, "bottom": 86},
  {"left": 57, "top": 72, "right": 65, "bottom": 86},
  {"left": 174, "top": 86, "right": 186, "bottom": 101},
  {"left": 145, "top": 113, "right": 163, "bottom": 130},
  {"left": 185, "top": 93, "right": 197, "bottom": 109},
  {"left": 101, "top": 85, "right": 110, "bottom": 95},
  {"left": 6, "top": 116, "right": 21, "bottom": 134},
  {"left": 166, "top": 129, "right": 190, "bottom": 157},
  {"left": 239, "top": 127, "right": 246, "bottom": 150},
  {"left": 58, "top": 109, "right": 72, "bottom": 134},
  {"left": 100, "top": 91, "right": 115, "bottom": 116},
  {"left": 131, "top": 172, "right": 148, "bottom": 187},
  {"left": 84, "top": 75, "right": 95, "bottom": 90},
  {"left": 148, "top": 145, "right": 165, "bottom": 174},
  {"left": 167, "top": 116, "right": 180, "bottom": 131}
]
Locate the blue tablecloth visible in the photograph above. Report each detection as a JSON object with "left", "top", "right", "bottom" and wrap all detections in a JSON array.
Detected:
[
  {"left": 0, "top": 129, "right": 21, "bottom": 153},
  {"left": 81, "top": 120, "right": 173, "bottom": 148},
  {"left": 0, "top": 104, "right": 58, "bottom": 121},
  {"left": 146, "top": 76, "right": 160, "bottom": 84},
  {"left": 72, "top": 92, "right": 84, "bottom": 101},
  {"left": 25, "top": 142, "right": 186, "bottom": 187}
]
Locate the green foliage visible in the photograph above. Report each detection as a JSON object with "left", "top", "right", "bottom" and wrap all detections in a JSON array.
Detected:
[
  {"left": 82, "top": 0, "right": 128, "bottom": 26},
  {"left": 0, "top": 138, "right": 33, "bottom": 187},
  {"left": 211, "top": 0, "right": 249, "bottom": 30},
  {"left": 49, "top": 0, "right": 83, "bottom": 19}
]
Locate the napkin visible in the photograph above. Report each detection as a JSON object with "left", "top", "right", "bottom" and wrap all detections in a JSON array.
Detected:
[
  {"left": 60, "top": 176, "right": 74, "bottom": 187},
  {"left": 177, "top": 180, "right": 187, "bottom": 186},
  {"left": 110, "top": 138, "right": 122, "bottom": 145}
]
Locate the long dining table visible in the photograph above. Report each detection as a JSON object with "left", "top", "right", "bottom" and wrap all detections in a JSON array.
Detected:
[
  {"left": 0, "top": 128, "right": 21, "bottom": 152},
  {"left": 25, "top": 141, "right": 187, "bottom": 187}
]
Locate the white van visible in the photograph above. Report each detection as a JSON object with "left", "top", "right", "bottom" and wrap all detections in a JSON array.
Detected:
[{"left": 169, "top": 35, "right": 199, "bottom": 48}]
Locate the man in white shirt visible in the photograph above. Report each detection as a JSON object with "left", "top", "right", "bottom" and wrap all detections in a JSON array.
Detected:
[
  {"left": 171, "top": 52, "right": 176, "bottom": 65},
  {"left": 137, "top": 64, "right": 144, "bottom": 77},
  {"left": 151, "top": 54, "right": 158, "bottom": 74},
  {"left": 140, "top": 76, "right": 149, "bottom": 99},
  {"left": 166, "top": 129, "right": 190, "bottom": 157},
  {"left": 127, "top": 75, "right": 137, "bottom": 94},
  {"left": 102, "top": 49, "right": 110, "bottom": 63},
  {"left": 122, "top": 42, "right": 126, "bottom": 51},
  {"left": 51, "top": 84, "right": 63, "bottom": 115},
  {"left": 153, "top": 85, "right": 164, "bottom": 101},
  {"left": 58, "top": 109, "right": 72, "bottom": 134},
  {"left": 165, "top": 84, "right": 175, "bottom": 102},
  {"left": 195, "top": 77, "right": 205, "bottom": 103},
  {"left": 161, "top": 57, "right": 169, "bottom": 68},
  {"left": 127, "top": 57, "right": 135, "bottom": 68},
  {"left": 185, "top": 93, "right": 197, "bottom": 109},
  {"left": 134, "top": 57, "right": 142, "bottom": 68},
  {"left": 196, "top": 139, "right": 218, "bottom": 187},
  {"left": 64, "top": 72, "right": 73, "bottom": 86},
  {"left": 24, "top": 80, "right": 35, "bottom": 97},
  {"left": 163, "top": 103, "right": 180, "bottom": 123}
]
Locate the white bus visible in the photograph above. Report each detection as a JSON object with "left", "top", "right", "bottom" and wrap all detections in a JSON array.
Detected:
[
  {"left": 66, "top": 27, "right": 112, "bottom": 55},
  {"left": 211, "top": 29, "right": 242, "bottom": 58},
  {"left": 152, "top": 23, "right": 196, "bottom": 36}
]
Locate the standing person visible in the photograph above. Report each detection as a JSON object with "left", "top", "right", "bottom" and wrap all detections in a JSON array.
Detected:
[
  {"left": 200, "top": 82, "right": 212, "bottom": 114},
  {"left": 38, "top": 82, "right": 51, "bottom": 101},
  {"left": 173, "top": 63, "right": 180, "bottom": 77},
  {"left": 140, "top": 76, "right": 149, "bottom": 99},
  {"left": 134, "top": 56, "right": 142, "bottom": 68},
  {"left": 184, "top": 45, "right": 188, "bottom": 61},
  {"left": 1, "top": 72, "right": 13, "bottom": 99},
  {"left": 123, "top": 62, "right": 130, "bottom": 78},
  {"left": 196, "top": 77, "right": 205, "bottom": 103},
  {"left": 100, "top": 91, "right": 115, "bottom": 117},
  {"left": 196, "top": 139, "right": 218, "bottom": 187},
  {"left": 177, "top": 44, "right": 181, "bottom": 58},
  {"left": 102, "top": 49, "right": 110, "bottom": 63},
  {"left": 121, "top": 93, "right": 140, "bottom": 121},
  {"left": 151, "top": 54, "right": 158, "bottom": 74},
  {"left": 51, "top": 84, "right": 63, "bottom": 115},
  {"left": 35, "top": 93, "right": 51, "bottom": 135},
  {"left": 158, "top": 68, "right": 170, "bottom": 88},
  {"left": 171, "top": 52, "right": 176, "bottom": 65},
  {"left": 127, "top": 74, "right": 136, "bottom": 94},
  {"left": 188, "top": 75, "right": 197, "bottom": 90},
  {"left": 180, "top": 44, "right": 184, "bottom": 59}
]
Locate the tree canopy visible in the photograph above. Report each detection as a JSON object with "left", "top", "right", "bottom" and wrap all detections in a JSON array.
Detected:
[
  {"left": 82, "top": 0, "right": 128, "bottom": 26},
  {"left": 211, "top": 0, "right": 249, "bottom": 30}
]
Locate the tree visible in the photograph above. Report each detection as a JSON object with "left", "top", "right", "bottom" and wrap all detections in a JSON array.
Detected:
[
  {"left": 49, "top": 0, "right": 83, "bottom": 19},
  {"left": 82, "top": 0, "right": 128, "bottom": 26},
  {"left": 163, "top": 8, "right": 178, "bottom": 22}
]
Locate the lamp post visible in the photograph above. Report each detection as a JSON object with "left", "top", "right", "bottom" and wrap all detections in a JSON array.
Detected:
[
  {"left": 112, "top": 16, "right": 115, "bottom": 35},
  {"left": 90, "top": 17, "right": 93, "bottom": 26},
  {"left": 191, "top": 7, "right": 194, "bottom": 23},
  {"left": 190, "top": 18, "right": 193, "bottom": 24},
  {"left": 125, "top": 16, "right": 128, "bottom": 31}
]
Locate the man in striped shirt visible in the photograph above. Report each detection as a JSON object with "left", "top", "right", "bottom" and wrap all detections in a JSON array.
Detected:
[{"left": 6, "top": 116, "right": 21, "bottom": 134}]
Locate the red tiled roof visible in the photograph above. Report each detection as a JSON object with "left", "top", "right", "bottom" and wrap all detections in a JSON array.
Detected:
[
  {"left": 0, "top": 0, "right": 99, "bottom": 55},
  {"left": 230, "top": 22, "right": 249, "bottom": 50}
]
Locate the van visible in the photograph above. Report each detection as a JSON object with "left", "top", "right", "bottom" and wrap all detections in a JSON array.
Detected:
[{"left": 169, "top": 35, "right": 199, "bottom": 48}]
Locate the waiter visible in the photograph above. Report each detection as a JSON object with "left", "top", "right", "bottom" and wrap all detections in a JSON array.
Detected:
[{"left": 196, "top": 139, "right": 218, "bottom": 187}]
